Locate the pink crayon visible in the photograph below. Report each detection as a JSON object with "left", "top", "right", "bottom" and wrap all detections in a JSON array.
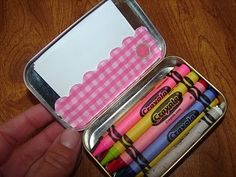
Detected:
[
  {"left": 92, "top": 64, "right": 190, "bottom": 157},
  {"left": 107, "top": 80, "right": 208, "bottom": 173}
]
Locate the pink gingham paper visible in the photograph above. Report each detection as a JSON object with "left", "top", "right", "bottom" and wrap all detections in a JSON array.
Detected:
[{"left": 55, "top": 26, "right": 163, "bottom": 130}]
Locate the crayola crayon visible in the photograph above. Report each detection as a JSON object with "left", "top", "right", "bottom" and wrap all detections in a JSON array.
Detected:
[
  {"left": 135, "top": 98, "right": 219, "bottom": 177},
  {"left": 101, "top": 71, "right": 199, "bottom": 166},
  {"left": 115, "top": 88, "right": 218, "bottom": 177},
  {"left": 92, "top": 64, "right": 190, "bottom": 157},
  {"left": 148, "top": 102, "right": 224, "bottom": 177},
  {"left": 107, "top": 80, "right": 208, "bottom": 173}
]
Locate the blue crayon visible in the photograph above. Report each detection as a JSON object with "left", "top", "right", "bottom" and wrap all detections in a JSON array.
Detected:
[{"left": 116, "top": 88, "right": 218, "bottom": 177}]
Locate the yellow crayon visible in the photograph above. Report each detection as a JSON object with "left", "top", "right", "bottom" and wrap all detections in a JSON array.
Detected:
[
  {"left": 135, "top": 98, "right": 219, "bottom": 177},
  {"left": 101, "top": 71, "right": 199, "bottom": 166}
]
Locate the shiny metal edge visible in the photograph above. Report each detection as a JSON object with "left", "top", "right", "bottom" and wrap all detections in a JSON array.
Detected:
[
  {"left": 83, "top": 56, "right": 227, "bottom": 177},
  {"left": 124, "top": 0, "right": 167, "bottom": 55}
]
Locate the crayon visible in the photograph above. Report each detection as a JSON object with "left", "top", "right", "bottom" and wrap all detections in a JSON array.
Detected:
[
  {"left": 148, "top": 102, "right": 224, "bottom": 177},
  {"left": 115, "top": 88, "right": 218, "bottom": 177},
  {"left": 101, "top": 71, "right": 199, "bottom": 166},
  {"left": 92, "top": 64, "right": 190, "bottom": 157},
  {"left": 135, "top": 98, "right": 219, "bottom": 177},
  {"left": 106, "top": 80, "right": 208, "bottom": 173}
]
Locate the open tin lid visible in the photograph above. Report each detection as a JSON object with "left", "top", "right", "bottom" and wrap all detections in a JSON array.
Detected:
[{"left": 24, "top": 0, "right": 166, "bottom": 131}]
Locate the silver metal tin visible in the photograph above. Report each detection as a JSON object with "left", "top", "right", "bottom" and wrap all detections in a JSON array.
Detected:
[
  {"left": 83, "top": 56, "right": 227, "bottom": 177},
  {"left": 23, "top": 0, "right": 227, "bottom": 176}
]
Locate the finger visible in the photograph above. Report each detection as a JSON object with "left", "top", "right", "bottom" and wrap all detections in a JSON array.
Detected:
[
  {"left": 0, "top": 104, "right": 54, "bottom": 164},
  {"left": 26, "top": 129, "right": 81, "bottom": 177},
  {"left": 0, "top": 122, "right": 64, "bottom": 177}
]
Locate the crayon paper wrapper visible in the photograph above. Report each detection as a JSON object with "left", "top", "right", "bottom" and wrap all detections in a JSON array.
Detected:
[{"left": 55, "top": 26, "right": 163, "bottom": 130}]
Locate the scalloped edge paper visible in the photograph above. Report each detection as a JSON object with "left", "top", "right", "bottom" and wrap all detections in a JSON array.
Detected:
[{"left": 55, "top": 26, "right": 163, "bottom": 130}]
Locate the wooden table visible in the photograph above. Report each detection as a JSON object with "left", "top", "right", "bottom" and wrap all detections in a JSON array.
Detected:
[{"left": 0, "top": 0, "right": 235, "bottom": 176}]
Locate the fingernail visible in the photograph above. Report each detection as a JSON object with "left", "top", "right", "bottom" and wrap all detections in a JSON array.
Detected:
[{"left": 60, "top": 129, "right": 80, "bottom": 149}]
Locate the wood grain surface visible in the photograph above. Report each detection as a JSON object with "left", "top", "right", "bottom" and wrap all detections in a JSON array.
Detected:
[{"left": 0, "top": 0, "right": 236, "bottom": 177}]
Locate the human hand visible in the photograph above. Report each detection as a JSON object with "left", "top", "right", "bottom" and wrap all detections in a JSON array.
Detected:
[{"left": 0, "top": 104, "right": 81, "bottom": 177}]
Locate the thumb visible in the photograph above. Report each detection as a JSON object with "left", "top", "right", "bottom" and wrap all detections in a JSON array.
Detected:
[{"left": 29, "top": 128, "right": 81, "bottom": 177}]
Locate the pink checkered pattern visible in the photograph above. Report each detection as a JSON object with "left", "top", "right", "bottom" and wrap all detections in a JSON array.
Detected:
[{"left": 55, "top": 26, "right": 163, "bottom": 130}]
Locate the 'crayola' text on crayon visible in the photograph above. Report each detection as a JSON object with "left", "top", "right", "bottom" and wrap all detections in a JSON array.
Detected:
[
  {"left": 151, "top": 92, "right": 183, "bottom": 126},
  {"left": 140, "top": 86, "right": 171, "bottom": 117},
  {"left": 167, "top": 110, "right": 199, "bottom": 142}
]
